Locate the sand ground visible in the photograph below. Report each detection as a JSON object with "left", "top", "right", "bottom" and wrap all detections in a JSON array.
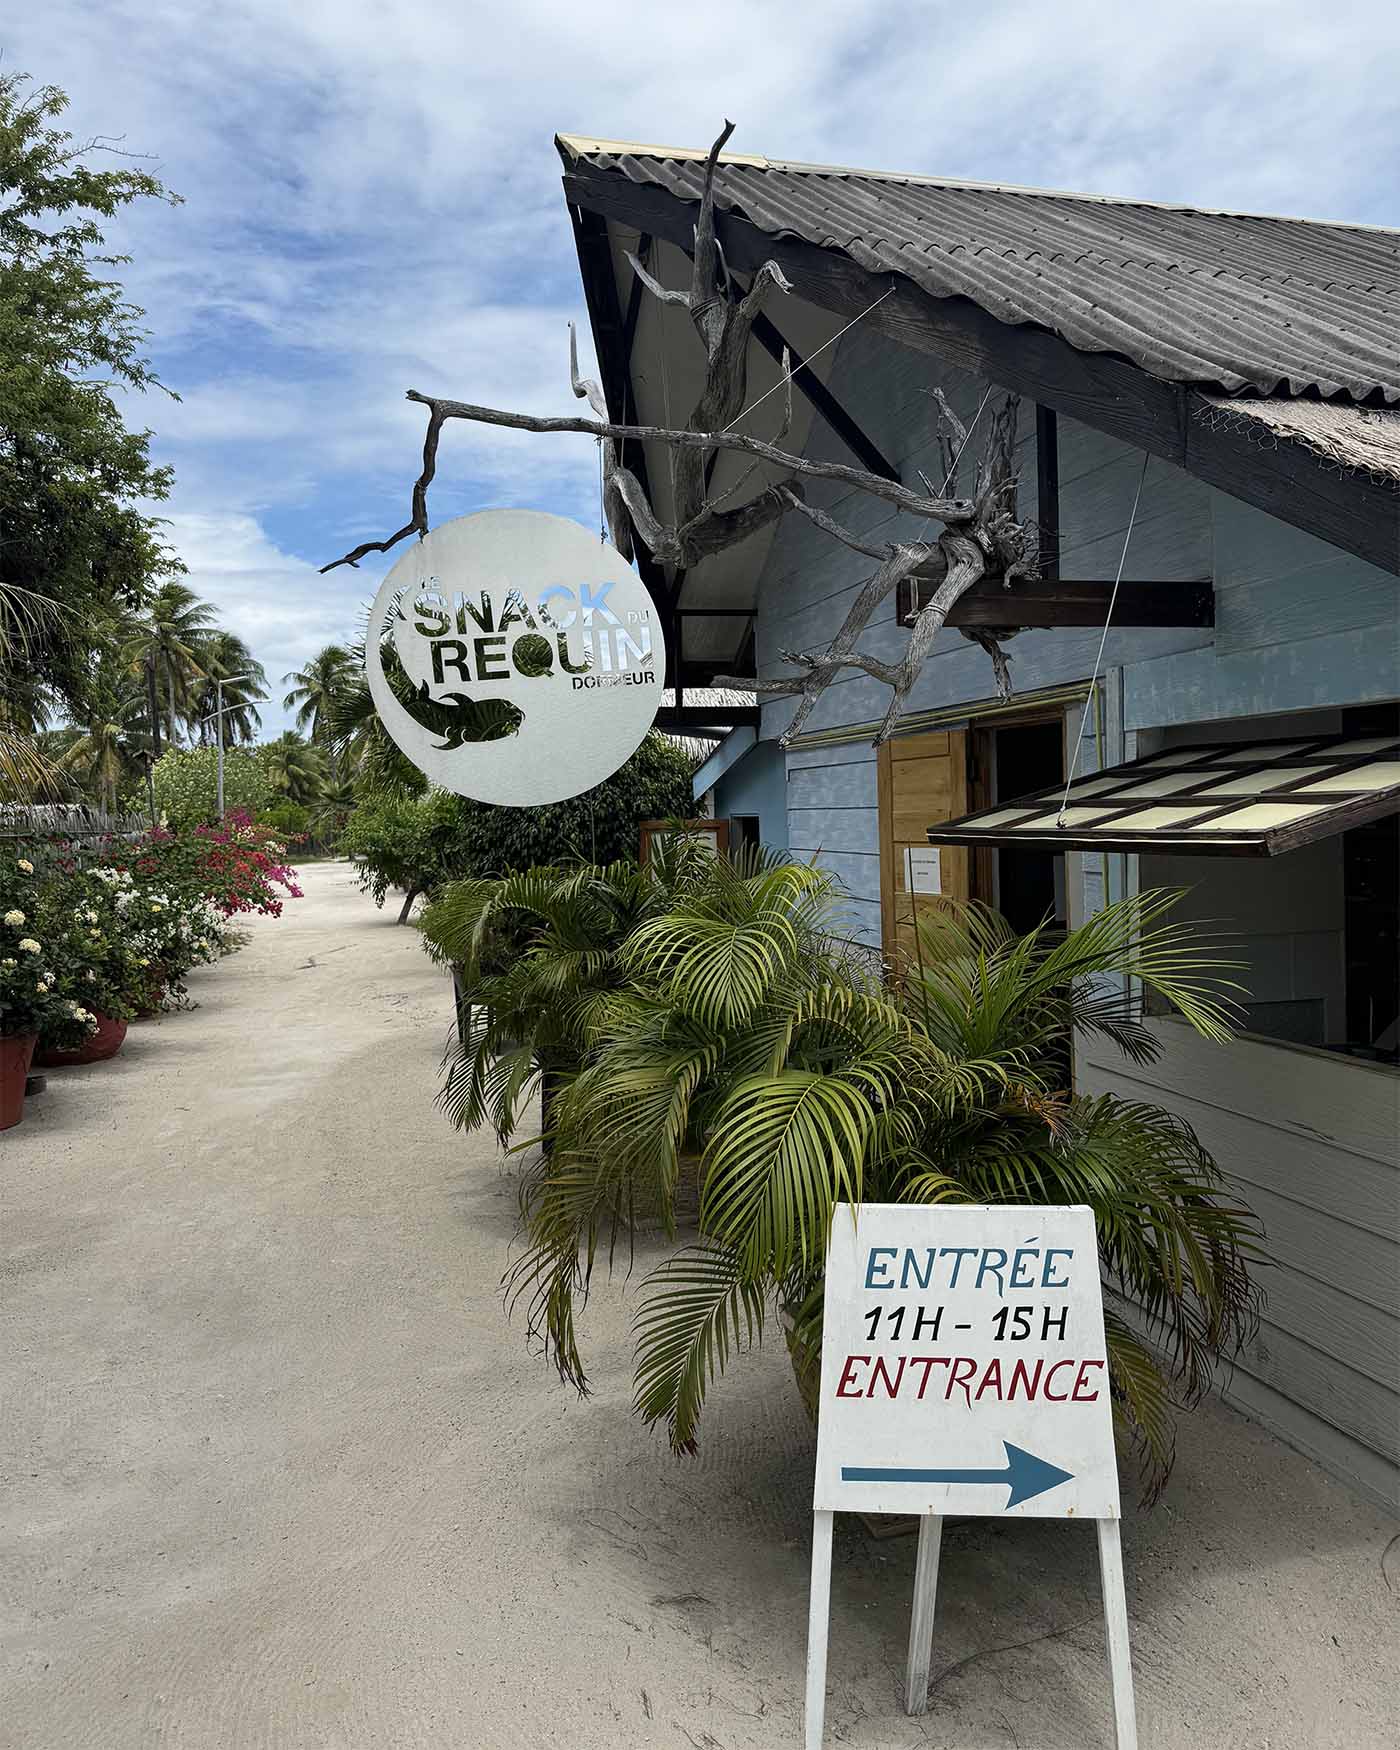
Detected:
[{"left": 2, "top": 860, "right": 1397, "bottom": 1748}]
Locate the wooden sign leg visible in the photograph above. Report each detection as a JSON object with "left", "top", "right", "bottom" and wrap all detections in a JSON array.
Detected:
[
  {"left": 1096, "top": 1518, "right": 1138, "bottom": 1750},
  {"left": 904, "top": 1514, "right": 943, "bottom": 1715},
  {"left": 805, "top": 1510, "right": 835, "bottom": 1750}
]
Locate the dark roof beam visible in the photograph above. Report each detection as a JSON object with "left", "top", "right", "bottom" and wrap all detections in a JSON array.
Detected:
[
  {"left": 568, "top": 204, "right": 673, "bottom": 603},
  {"left": 748, "top": 310, "right": 900, "bottom": 480},
  {"left": 621, "top": 232, "right": 652, "bottom": 358},
  {"left": 907, "top": 576, "right": 1216, "bottom": 629}
]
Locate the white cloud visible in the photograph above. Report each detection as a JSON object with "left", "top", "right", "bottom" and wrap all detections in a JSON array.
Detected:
[{"left": 160, "top": 511, "right": 374, "bottom": 733}]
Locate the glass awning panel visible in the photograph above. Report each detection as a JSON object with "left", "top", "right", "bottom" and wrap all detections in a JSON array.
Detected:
[{"left": 928, "top": 732, "right": 1400, "bottom": 857}]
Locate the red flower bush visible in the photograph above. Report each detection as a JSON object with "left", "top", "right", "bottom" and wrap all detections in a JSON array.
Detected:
[{"left": 120, "top": 813, "right": 303, "bottom": 919}]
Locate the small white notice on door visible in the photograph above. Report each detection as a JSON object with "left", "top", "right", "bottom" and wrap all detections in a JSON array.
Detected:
[{"left": 903, "top": 845, "right": 941, "bottom": 895}]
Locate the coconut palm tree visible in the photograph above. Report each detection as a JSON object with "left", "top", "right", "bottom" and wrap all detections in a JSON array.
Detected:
[
  {"left": 328, "top": 635, "right": 425, "bottom": 799},
  {"left": 57, "top": 705, "right": 143, "bottom": 812},
  {"left": 475, "top": 865, "right": 1261, "bottom": 1501},
  {"left": 125, "top": 582, "right": 217, "bottom": 750},
  {"left": 283, "top": 644, "right": 354, "bottom": 748},
  {"left": 259, "top": 731, "right": 326, "bottom": 806},
  {"left": 192, "top": 631, "right": 266, "bottom": 746},
  {"left": 0, "top": 581, "right": 66, "bottom": 799},
  {"left": 309, "top": 773, "right": 356, "bottom": 845}
]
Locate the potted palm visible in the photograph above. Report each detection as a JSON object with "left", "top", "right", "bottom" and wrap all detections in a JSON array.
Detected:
[
  {"left": 421, "top": 836, "right": 724, "bottom": 1149},
  {"left": 506, "top": 865, "right": 1263, "bottom": 1501}
]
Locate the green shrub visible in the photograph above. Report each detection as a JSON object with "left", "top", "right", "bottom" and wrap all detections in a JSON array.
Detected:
[
  {"left": 441, "top": 731, "right": 697, "bottom": 875},
  {"left": 262, "top": 801, "right": 310, "bottom": 840},
  {"left": 340, "top": 790, "right": 465, "bottom": 916},
  {"left": 153, "top": 746, "right": 272, "bottom": 829},
  {"left": 341, "top": 733, "right": 699, "bottom": 918}
]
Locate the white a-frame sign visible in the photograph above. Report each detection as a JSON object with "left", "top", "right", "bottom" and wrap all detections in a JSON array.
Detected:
[{"left": 805, "top": 1204, "right": 1136, "bottom": 1748}]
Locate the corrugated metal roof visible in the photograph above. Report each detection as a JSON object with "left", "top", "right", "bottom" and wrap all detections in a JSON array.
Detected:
[{"left": 558, "top": 138, "right": 1400, "bottom": 404}]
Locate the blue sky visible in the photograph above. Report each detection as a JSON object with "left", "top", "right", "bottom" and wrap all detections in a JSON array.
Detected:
[{"left": 10, "top": 0, "right": 1400, "bottom": 733}]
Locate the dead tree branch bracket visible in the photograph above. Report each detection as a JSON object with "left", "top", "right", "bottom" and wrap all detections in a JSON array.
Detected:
[{"left": 323, "top": 121, "right": 1040, "bottom": 745}]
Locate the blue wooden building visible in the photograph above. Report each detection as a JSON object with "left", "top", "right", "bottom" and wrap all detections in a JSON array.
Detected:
[{"left": 561, "top": 136, "right": 1400, "bottom": 1511}]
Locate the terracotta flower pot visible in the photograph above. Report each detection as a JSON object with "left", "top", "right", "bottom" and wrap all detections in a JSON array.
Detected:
[
  {"left": 133, "top": 970, "right": 167, "bottom": 1018},
  {"left": 1, "top": 1034, "right": 37, "bottom": 1131},
  {"left": 35, "top": 1012, "right": 129, "bottom": 1069}
]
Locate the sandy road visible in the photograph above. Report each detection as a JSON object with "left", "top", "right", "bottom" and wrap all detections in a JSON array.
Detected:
[{"left": 2, "top": 861, "right": 1396, "bottom": 1748}]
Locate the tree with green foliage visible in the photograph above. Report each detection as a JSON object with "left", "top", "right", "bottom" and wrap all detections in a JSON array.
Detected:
[
  {"left": 283, "top": 645, "right": 354, "bottom": 748},
  {"left": 262, "top": 800, "right": 311, "bottom": 841},
  {"left": 340, "top": 789, "right": 466, "bottom": 921},
  {"left": 192, "top": 631, "right": 266, "bottom": 746},
  {"left": 442, "top": 732, "right": 697, "bottom": 873},
  {"left": 257, "top": 732, "right": 326, "bottom": 806},
  {"left": 0, "top": 71, "right": 183, "bottom": 791},
  {"left": 338, "top": 732, "right": 699, "bottom": 921},
  {"left": 153, "top": 744, "right": 272, "bottom": 829}
]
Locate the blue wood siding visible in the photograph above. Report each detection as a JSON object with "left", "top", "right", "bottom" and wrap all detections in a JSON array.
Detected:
[
  {"left": 710, "top": 739, "right": 788, "bottom": 847},
  {"left": 785, "top": 741, "right": 881, "bottom": 942},
  {"left": 745, "top": 316, "right": 1400, "bottom": 1508}
]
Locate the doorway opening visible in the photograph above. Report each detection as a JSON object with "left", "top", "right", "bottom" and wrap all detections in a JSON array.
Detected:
[{"left": 969, "top": 715, "right": 1067, "bottom": 935}]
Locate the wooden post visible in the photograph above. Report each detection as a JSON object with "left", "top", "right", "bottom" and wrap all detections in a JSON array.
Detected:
[
  {"left": 1096, "top": 1518, "right": 1138, "bottom": 1750},
  {"left": 903, "top": 1513, "right": 943, "bottom": 1715},
  {"left": 804, "top": 1510, "right": 834, "bottom": 1750}
]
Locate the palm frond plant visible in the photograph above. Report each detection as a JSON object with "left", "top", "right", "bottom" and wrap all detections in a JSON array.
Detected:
[
  {"left": 0, "top": 583, "right": 68, "bottom": 801},
  {"left": 328, "top": 635, "right": 427, "bottom": 800},
  {"left": 503, "top": 877, "right": 1262, "bottom": 1501},
  {"left": 420, "top": 835, "right": 727, "bottom": 1150}
]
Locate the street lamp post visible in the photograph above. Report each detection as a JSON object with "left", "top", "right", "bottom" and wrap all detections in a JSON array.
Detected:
[{"left": 201, "top": 674, "right": 265, "bottom": 819}]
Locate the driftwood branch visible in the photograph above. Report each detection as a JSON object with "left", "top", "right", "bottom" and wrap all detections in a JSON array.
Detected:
[
  {"left": 961, "top": 626, "right": 1019, "bottom": 701},
  {"left": 322, "top": 118, "right": 1039, "bottom": 741},
  {"left": 716, "top": 390, "right": 1031, "bottom": 742},
  {"left": 322, "top": 404, "right": 445, "bottom": 573},
  {"left": 624, "top": 251, "right": 689, "bottom": 307},
  {"left": 568, "top": 322, "right": 633, "bottom": 559},
  {"left": 419, "top": 399, "right": 966, "bottom": 520},
  {"left": 779, "top": 488, "right": 895, "bottom": 561},
  {"left": 716, "top": 541, "right": 933, "bottom": 743}
]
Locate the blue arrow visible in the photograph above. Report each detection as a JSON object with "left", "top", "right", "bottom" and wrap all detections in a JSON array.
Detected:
[{"left": 841, "top": 1441, "right": 1074, "bottom": 1508}]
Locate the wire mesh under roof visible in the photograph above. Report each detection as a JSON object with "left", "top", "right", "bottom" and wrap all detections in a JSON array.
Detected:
[{"left": 927, "top": 733, "right": 1400, "bottom": 858}]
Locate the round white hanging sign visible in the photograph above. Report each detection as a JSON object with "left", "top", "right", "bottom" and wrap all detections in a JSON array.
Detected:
[{"left": 365, "top": 510, "right": 661, "bottom": 806}]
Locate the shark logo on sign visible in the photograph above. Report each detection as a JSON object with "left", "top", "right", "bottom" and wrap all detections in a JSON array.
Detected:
[{"left": 365, "top": 510, "right": 660, "bottom": 806}]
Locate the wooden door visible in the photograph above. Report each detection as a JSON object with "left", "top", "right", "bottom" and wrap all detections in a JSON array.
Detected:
[{"left": 878, "top": 730, "right": 969, "bottom": 967}]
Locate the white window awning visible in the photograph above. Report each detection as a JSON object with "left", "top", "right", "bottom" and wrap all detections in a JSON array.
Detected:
[{"left": 928, "top": 732, "right": 1400, "bottom": 857}]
